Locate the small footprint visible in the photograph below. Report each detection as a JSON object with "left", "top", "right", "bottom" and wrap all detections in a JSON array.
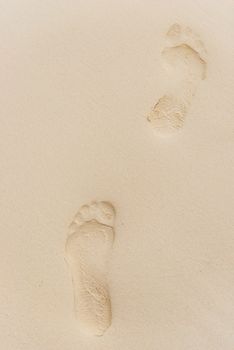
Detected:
[
  {"left": 65, "top": 201, "right": 115, "bottom": 336},
  {"left": 148, "top": 23, "right": 207, "bottom": 134}
]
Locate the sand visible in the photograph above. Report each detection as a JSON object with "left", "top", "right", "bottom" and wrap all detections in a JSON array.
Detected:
[{"left": 0, "top": 0, "right": 234, "bottom": 349}]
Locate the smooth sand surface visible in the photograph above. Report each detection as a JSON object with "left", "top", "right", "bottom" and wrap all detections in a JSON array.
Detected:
[{"left": 0, "top": 1, "right": 234, "bottom": 349}]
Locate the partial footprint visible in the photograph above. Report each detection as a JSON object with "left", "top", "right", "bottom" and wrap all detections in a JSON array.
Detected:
[
  {"left": 65, "top": 201, "right": 115, "bottom": 336},
  {"left": 148, "top": 23, "right": 207, "bottom": 134}
]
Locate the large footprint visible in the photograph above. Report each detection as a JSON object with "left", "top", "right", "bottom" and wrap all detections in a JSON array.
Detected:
[
  {"left": 148, "top": 23, "right": 207, "bottom": 134},
  {"left": 65, "top": 201, "right": 115, "bottom": 336}
]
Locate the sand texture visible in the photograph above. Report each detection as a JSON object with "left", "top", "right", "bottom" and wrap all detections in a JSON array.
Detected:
[{"left": 0, "top": 1, "right": 234, "bottom": 349}]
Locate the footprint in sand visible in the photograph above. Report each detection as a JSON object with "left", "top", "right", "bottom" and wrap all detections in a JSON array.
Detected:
[
  {"left": 65, "top": 201, "right": 115, "bottom": 336},
  {"left": 148, "top": 23, "right": 207, "bottom": 134}
]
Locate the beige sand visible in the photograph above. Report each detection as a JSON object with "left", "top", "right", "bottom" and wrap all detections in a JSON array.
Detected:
[{"left": 0, "top": 1, "right": 234, "bottom": 349}]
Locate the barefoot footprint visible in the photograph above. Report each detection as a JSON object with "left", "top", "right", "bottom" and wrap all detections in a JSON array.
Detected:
[
  {"left": 65, "top": 201, "right": 115, "bottom": 336},
  {"left": 148, "top": 23, "right": 207, "bottom": 134}
]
